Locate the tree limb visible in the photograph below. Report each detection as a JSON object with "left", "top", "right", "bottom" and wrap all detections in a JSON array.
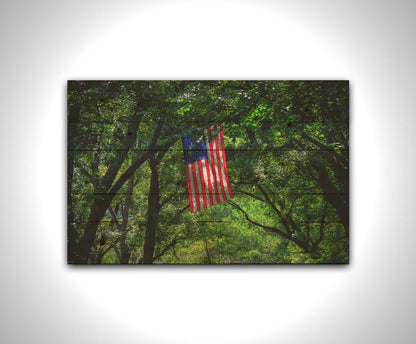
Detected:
[
  {"left": 227, "top": 200, "right": 290, "bottom": 239},
  {"left": 79, "top": 165, "right": 98, "bottom": 190},
  {"left": 100, "top": 111, "right": 143, "bottom": 191},
  {"left": 152, "top": 235, "right": 192, "bottom": 262},
  {"left": 312, "top": 202, "right": 328, "bottom": 252},
  {"left": 238, "top": 190, "right": 266, "bottom": 203},
  {"left": 301, "top": 132, "right": 349, "bottom": 169},
  {"left": 226, "top": 200, "right": 310, "bottom": 253},
  {"left": 108, "top": 205, "right": 121, "bottom": 230},
  {"left": 255, "top": 184, "right": 291, "bottom": 235}
]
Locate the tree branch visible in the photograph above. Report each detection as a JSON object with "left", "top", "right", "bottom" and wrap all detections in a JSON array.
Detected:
[
  {"left": 227, "top": 200, "right": 310, "bottom": 253},
  {"left": 311, "top": 202, "right": 328, "bottom": 252},
  {"left": 238, "top": 190, "right": 266, "bottom": 203},
  {"left": 108, "top": 134, "right": 178, "bottom": 197},
  {"left": 108, "top": 205, "right": 121, "bottom": 230},
  {"left": 168, "top": 205, "right": 190, "bottom": 224},
  {"left": 286, "top": 199, "right": 300, "bottom": 233},
  {"left": 100, "top": 111, "right": 143, "bottom": 191},
  {"left": 301, "top": 132, "right": 349, "bottom": 169},
  {"left": 160, "top": 191, "right": 178, "bottom": 209},
  {"left": 255, "top": 185, "right": 291, "bottom": 235},
  {"left": 101, "top": 238, "right": 121, "bottom": 261},
  {"left": 79, "top": 165, "right": 98, "bottom": 190},
  {"left": 152, "top": 235, "right": 192, "bottom": 262},
  {"left": 227, "top": 200, "right": 290, "bottom": 239}
]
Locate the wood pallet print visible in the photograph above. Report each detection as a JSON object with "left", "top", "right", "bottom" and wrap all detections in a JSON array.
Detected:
[{"left": 67, "top": 80, "right": 349, "bottom": 264}]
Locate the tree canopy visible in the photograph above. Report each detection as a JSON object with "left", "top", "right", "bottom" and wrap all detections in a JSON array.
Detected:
[{"left": 68, "top": 80, "right": 349, "bottom": 264}]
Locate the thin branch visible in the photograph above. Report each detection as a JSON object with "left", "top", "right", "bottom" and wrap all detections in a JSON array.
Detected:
[
  {"left": 255, "top": 184, "right": 291, "bottom": 235},
  {"left": 238, "top": 190, "right": 266, "bottom": 203},
  {"left": 152, "top": 235, "right": 192, "bottom": 262},
  {"left": 101, "top": 238, "right": 121, "bottom": 260},
  {"left": 78, "top": 166, "right": 97, "bottom": 190},
  {"left": 108, "top": 205, "right": 121, "bottom": 230},
  {"left": 312, "top": 202, "right": 328, "bottom": 252},
  {"left": 112, "top": 244, "right": 121, "bottom": 261},
  {"left": 226, "top": 200, "right": 310, "bottom": 253},
  {"left": 226, "top": 200, "right": 289, "bottom": 239},
  {"left": 128, "top": 228, "right": 144, "bottom": 253},
  {"left": 169, "top": 205, "right": 190, "bottom": 224},
  {"left": 160, "top": 191, "right": 178, "bottom": 209},
  {"left": 109, "top": 137, "right": 177, "bottom": 197},
  {"left": 301, "top": 132, "right": 349, "bottom": 168},
  {"left": 100, "top": 111, "right": 143, "bottom": 191}
]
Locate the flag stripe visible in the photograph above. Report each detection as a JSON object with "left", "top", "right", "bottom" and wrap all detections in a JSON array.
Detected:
[
  {"left": 215, "top": 126, "right": 225, "bottom": 203},
  {"left": 219, "top": 126, "right": 233, "bottom": 199},
  {"left": 198, "top": 160, "right": 207, "bottom": 208},
  {"left": 214, "top": 128, "right": 227, "bottom": 201},
  {"left": 195, "top": 162, "right": 204, "bottom": 209},
  {"left": 208, "top": 126, "right": 221, "bottom": 204},
  {"left": 186, "top": 164, "right": 196, "bottom": 212},
  {"left": 191, "top": 163, "right": 201, "bottom": 211},
  {"left": 189, "top": 164, "right": 198, "bottom": 212},
  {"left": 205, "top": 128, "right": 217, "bottom": 206},
  {"left": 185, "top": 163, "right": 194, "bottom": 213},
  {"left": 204, "top": 157, "right": 214, "bottom": 206}
]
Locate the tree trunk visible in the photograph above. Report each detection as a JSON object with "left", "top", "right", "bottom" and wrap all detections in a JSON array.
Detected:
[
  {"left": 300, "top": 133, "right": 349, "bottom": 240},
  {"left": 142, "top": 157, "right": 160, "bottom": 264},
  {"left": 67, "top": 97, "right": 81, "bottom": 263},
  {"left": 120, "top": 176, "right": 134, "bottom": 264},
  {"left": 75, "top": 198, "right": 111, "bottom": 263},
  {"left": 318, "top": 166, "right": 349, "bottom": 239}
]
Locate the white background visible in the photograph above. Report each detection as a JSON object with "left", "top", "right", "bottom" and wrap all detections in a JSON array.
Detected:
[{"left": 1, "top": 0, "right": 415, "bottom": 343}]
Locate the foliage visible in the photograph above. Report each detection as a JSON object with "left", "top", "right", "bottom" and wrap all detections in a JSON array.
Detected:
[{"left": 68, "top": 80, "right": 349, "bottom": 264}]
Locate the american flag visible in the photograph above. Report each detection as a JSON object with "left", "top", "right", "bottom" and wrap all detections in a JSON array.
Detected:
[{"left": 182, "top": 123, "right": 234, "bottom": 212}]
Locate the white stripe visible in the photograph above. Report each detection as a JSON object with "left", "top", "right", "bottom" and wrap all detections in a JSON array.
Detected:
[
  {"left": 212, "top": 130, "right": 224, "bottom": 203},
  {"left": 209, "top": 159, "right": 218, "bottom": 205},
  {"left": 188, "top": 163, "right": 197, "bottom": 211},
  {"left": 201, "top": 159, "right": 210, "bottom": 208},
  {"left": 205, "top": 128, "right": 218, "bottom": 205},
  {"left": 194, "top": 162, "right": 204, "bottom": 210},
  {"left": 217, "top": 131, "right": 232, "bottom": 200}
]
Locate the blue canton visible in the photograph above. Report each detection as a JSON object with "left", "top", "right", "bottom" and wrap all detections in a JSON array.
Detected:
[{"left": 182, "top": 134, "right": 208, "bottom": 164}]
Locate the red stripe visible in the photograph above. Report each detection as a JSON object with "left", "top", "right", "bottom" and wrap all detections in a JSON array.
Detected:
[
  {"left": 215, "top": 130, "right": 227, "bottom": 201},
  {"left": 185, "top": 164, "right": 194, "bottom": 213},
  {"left": 220, "top": 123, "right": 233, "bottom": 198},
  {"left": 205, "top": 158, "right": 214, "bottom": 206},
  {"left": 198, "top": 160, "right": 207, "bottom": 209},
  {"left": 191, "top": 163, "right": 200, "bottom": 211},
  {"left": 208, "top": 126, "right": 221, "bottom": 204}
]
